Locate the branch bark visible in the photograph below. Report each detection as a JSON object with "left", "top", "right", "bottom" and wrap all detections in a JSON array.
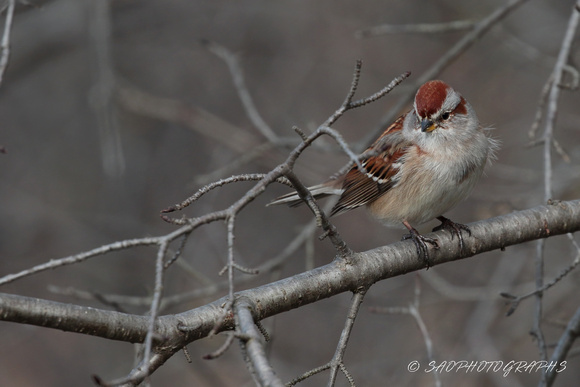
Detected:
[{"left": 1, "top": 199, "right": 579, "bottom": 384}]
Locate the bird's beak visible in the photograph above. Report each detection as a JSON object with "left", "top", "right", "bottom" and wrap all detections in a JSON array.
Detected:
[{"left": 421, "top": 119, "right": 436, "bottom": 133}]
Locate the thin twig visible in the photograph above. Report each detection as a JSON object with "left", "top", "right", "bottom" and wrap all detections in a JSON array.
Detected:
[
  {"left": 356, "top": 20, "right": 476, "bottom": 38},
  {"left": 203, "top": 332, "right": 236, "bottom": 360},
  {"left": 235, "top": 300, "right": 284, "bottom": 386},
  {"left": 327, "top": 288, "right": 367, "bottom": 387},
  {"left": 161, "top": 174, "right": 268, "bottom": 213},
  {"left": 95, "top": 241, "right": 171, "bottom": 386},
  {"left": 318, "top": 126, "right": 365, "bottom": 172},
  {"left": 164, "top": 232, "right": 191, "bottom": 269},
  {"left": 501, "top": 234, "right": 580, "bottom": 316},
  {"left": 551, "top": 138, "right": 571, "bottom": 163},
  {"left": 287, "top": 364, "right": 331, "bottom": 386},
  {"left": 545, "top": 305, "right": 580, "bottom": 386},
  {"left": 283, "top": 170, "right": 350, "bottom": 257},
  {"left": 370, "top": 276, "right": 441, "bottom": 387},
  {"left": 141, "top": 240, "right": 170, "bottom": 379},
  {"left": 0, "top": 237, "right": 160, "bottom": 286},
  {"left": 203, "top": 39, "right": 279, "bottom": 143},
  {"left": 339, "top": 363, "right": 356, "bottom": 387},
  {"left": 211, "top": 215, "right": 238, "bottom": 336},
  {"left": 361, "top": 0, "right": 530, "bottom": 147},
  {"left": 347, "top": 71, "right": 410, "bottom": 109},
  {"left": 533, "top": 239, "right": 547, "bottom": 367},
  {"left": 0, "top": 0, "right": 15, "bottom": 85},
  {"left": 528, "top": 76, "right": 553, "bottom": 140},
  {"left": 323, "top": 63, "right": 410, "bottom": 128},
  {"left": 89, "top": 0, "right": 125, "bottom": 178}
]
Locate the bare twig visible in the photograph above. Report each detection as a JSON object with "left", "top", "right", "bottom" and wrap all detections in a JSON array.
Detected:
[
  {"left": 203, "top": 332, "right": 236, "bottom": 360},
  {"left": 89, "top": 0, "right": 125, "bottom": 178},
  {"left": 361, "top": 0, "right": 530, "bottom": 147},
  {"left": 225, "top": 215, "right": 236, "bottom": 321},
  {"left": 235, "top": 299, "right": 284, "bottom": 387},
  {"left": 161, "top": 173, "right": 270, "bottom": 213},
  {"left": 545, "top": 305, "right": 580, "bottom": 386},
  {"left": 141, "top": 240, "right": 170, "bottom": 378},
  {"left": 0, "top": 237, "right": 160, "bottom": 286},
  {"left": 318, "top": 126, "right": 365, "bottom": 171},
  {"left": 117, "top": 86, "right": 263, "bottom": 154},
  {"left": 356, "top": 20, "right": 476, "bottom": 38},
  {"left": 95, "top": 240, "right": 172, "bottom": 385},
  {"left": 202, "top": 39, "right": 279, "bottom": 143},
  {"left": 48, "top": 212, "right": 324, "bottom": 311},
  {"left": 323, "top": 62, "right": 410, "bottom": 128},
  {"left": 501, "top": 233, "right": 580, "bottom": 317},
  {"left": 285, "top": 286, "right": 364, "bottom": 387},
  {"left": 164, "top": 232, "right": 191, "bottom": 269},
  {"left": 533, "top": 238, "right": 547, "bottom": 367},
  {"left": 193, "top": 142, "right": 278, "bottom": 185},
  {"left": 283, "top": 169, "right": 350, "bottom": 257},
  {"left": 551, "top": 138, "right": 570, "bottom": 163},
  {"left": 327, "top": 288, "right": 367, "bottom": 387},
  {"left": 528, "top": 76, "right": 553, "bottom": 140},
  {"left": 287, "top": 364, "right": 331, "bottom": 386},
  {"left": 0, "top": 0, "right": 15, "bottom": 85},
  {"left": 370, "top": 276, "right": 441, "bottom": 387}
]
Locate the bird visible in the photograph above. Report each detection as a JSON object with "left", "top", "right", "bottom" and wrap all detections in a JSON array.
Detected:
[{"left": 270, "top": 80, "right": 498, "bottom": 265}]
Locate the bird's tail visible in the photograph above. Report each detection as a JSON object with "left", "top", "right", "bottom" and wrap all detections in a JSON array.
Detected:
[{"left": 267, "top": 183, "right": 343, "bottom": 207}]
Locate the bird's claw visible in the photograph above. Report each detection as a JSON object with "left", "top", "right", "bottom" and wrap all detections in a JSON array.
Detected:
[
  {"left": 402, "top": 228, "right": 439, "bottom": 268},
  {"left": 433, "top": 216, "right": 471, "bottom": 251}
]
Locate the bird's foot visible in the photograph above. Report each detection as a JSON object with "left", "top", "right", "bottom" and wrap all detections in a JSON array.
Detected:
[
  {"left": 402, "top": 225, "right": 439, "bottom": 268},
  {"left": 433, "top": 216, "right": 471, "bottom": 251}
]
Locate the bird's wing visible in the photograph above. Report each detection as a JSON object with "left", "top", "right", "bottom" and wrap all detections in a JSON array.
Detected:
[{"left": 331, "top": 115, "right": 411, "bottom": 216}]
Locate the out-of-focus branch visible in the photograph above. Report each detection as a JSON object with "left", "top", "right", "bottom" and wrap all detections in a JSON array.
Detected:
[
  {"left": 117, "top": 86, "right": 261, "bottom": 154},
  {"left": 531, "top": 1, "right": 580, "bottom": 376},
  {"left": 89, "top": 0, "right": 125, "bottom": 178},
  {"left": 370, "top": 276, "right": 441, "bottom": 387},
  {"left": 360, "top": 0, "right": 530, "bottom": 147},
  {"left": 545, "top": 305, "right": 580, "bottom": 386},
  {"left": 356, "top": 20, "right": 476, "bottom": 37},
  {"left": 0, "top": 0, "right": 15, "bottom": 85},
  {"left": 202, "top": 39, "right": 279, "bottom": 143}
]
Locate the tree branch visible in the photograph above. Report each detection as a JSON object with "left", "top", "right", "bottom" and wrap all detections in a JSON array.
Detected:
[
  {"left": 545, "top": 304, "right": 580, "bottom": 386},
  {"left": 0, "top": 0, "right": 15, "bottom": 86},
  {"left": 361, "top": 0, "right": 530, "bottom": 147},
  {"left": 235, "top": 298, "right": 284, "bottom": 387},
  {"left": 1, "top": 200, "right": 579, "bottom": 384}
]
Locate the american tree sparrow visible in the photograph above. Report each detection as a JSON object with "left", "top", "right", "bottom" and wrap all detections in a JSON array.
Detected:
[{"left": 271, "top": 80, "right": 497, "bottom": 265}]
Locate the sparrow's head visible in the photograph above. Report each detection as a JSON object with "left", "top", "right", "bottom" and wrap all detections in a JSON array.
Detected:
[{"left": 413, "top": 80, "right": 475, "bottom": 134}]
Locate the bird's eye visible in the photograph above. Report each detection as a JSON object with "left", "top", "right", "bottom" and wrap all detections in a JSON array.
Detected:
[{"left": 441, "top": 112, "right": 450, "bottom": 120}]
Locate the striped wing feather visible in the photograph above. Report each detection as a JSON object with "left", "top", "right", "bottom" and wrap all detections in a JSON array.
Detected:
[{"left": 330, "top": 115, "right": 409, "bottom": 216}]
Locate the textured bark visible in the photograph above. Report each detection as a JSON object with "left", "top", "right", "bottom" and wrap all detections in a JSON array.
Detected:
[{"left": 1, "top": 200, "right": 579, "bottom": 381}]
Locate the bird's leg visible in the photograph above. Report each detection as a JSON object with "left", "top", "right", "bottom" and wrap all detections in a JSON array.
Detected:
[
  {"left": 401, "top": 220, "right": 439, "bottom": 268},
  {"left": 433, "top": 216, "right": 471, "bottom": 251}
]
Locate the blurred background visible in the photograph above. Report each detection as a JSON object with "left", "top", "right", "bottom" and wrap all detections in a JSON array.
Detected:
[{"left": 0, "top": 0, "right": 579, "bottom": 386}]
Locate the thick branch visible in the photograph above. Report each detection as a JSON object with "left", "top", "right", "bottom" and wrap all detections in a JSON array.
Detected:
[{"left": 1, "top": 200, "right": 579, "bottom": 383}]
